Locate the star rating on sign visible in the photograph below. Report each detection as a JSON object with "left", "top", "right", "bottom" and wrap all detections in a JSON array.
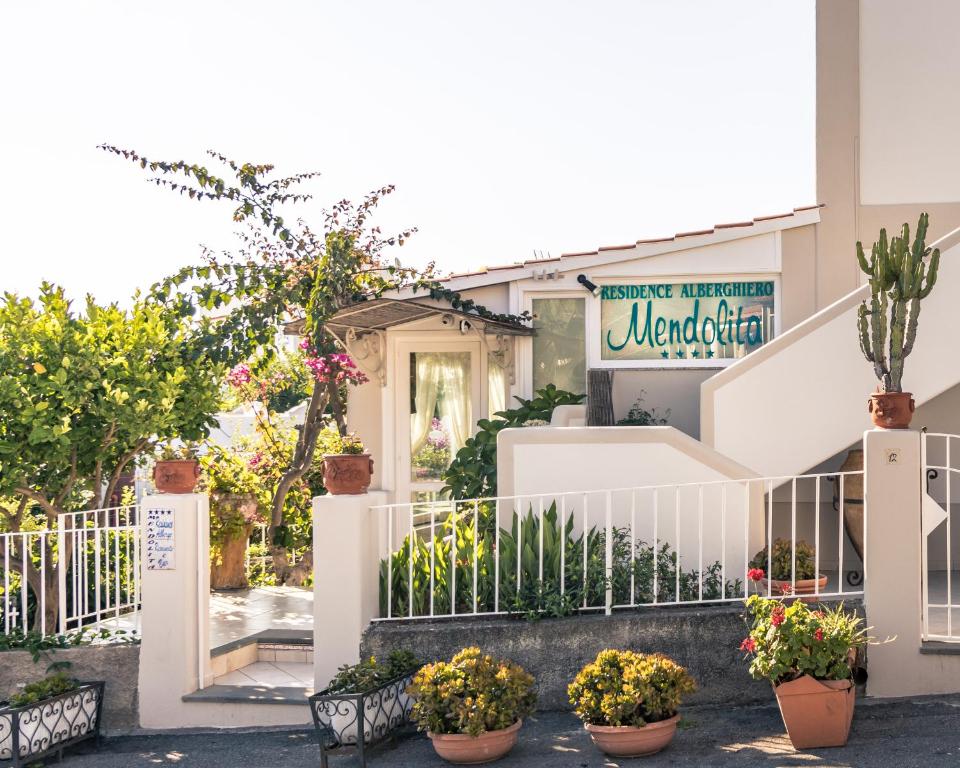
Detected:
[
  {"left": 706, "top": 349, "right": 715, "bottom": 358},
  {"left": 691, "top": 348, "right": 700, "bottom": 358},
  {"left": 675, "top": 348, "right": 685, "bottom": 358},
  {"left": 660, "top": 349, "right": 669, "bottom": 359}
]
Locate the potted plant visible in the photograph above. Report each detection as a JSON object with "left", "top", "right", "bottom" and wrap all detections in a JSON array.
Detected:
[
  {"left": 153, "top": 442, "right": 201, "bottom": 494},
  {"left": 0, "top": 671, "right": 104, "bottom": 767},
  {"left": 856, "top": 212, "right": 940, "bottom": 429},
  {"left": 407, "top": 647, "right": 536, "bottom": 764},
  {"left": 309, "top": 650, "right": 420, "bottom": 768},
  {"left": 749, "top": 539, "right": 827, "bottom": 598},
  {"left": 201, "top": 446, "right": 264, "bottom": 589},
  {"left": 568, "top": 649, "right": 695, "bottom": 758},
  {"left": 740, "top": 595, "right": 867, "bottom": 749},
  {"left": 321, "top": 433, "right": 374, "bottom": 495}
]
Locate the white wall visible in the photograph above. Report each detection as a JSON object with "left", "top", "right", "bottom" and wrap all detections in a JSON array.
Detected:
[
  {"left": 859, "top": 0, "right": 960, "bottom": 204},
  {"left": 497, "top": 426, "right": 765, "bottom": 577}
]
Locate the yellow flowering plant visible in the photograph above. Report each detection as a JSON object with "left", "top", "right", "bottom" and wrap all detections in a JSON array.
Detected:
[
  {"left": 406, "top": 647, "right": 537, "bottom": 737},
  {"left": 568, "top": 650, "right": 696, "bottom": 727}
]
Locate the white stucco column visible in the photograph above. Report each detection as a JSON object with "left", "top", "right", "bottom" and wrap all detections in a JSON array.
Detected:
[
  {"left": 137, "top": 493, "right": 211, "bottom": 728},
  {"left": 313, "top": 491, "right": 386, "bottom": 691}
]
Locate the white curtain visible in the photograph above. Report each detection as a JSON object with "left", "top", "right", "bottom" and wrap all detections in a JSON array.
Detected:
[
  {"left": 488, "top": 355, "right": 507, "bottom": 419},
  {"left": 410, "top": 354, "right": 442, "bottom": 455},
  {"left": 410, "top": 352, "right": 472, "bottom": 460}
]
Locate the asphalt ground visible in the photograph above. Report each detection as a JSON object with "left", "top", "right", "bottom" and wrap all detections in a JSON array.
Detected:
[{"left": 58, "top": 695, "right": 960, "bottom": 768}]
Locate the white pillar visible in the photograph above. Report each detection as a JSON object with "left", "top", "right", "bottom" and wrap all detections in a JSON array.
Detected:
[
  {"left": 137, "top": 493, "right": 211, "bottom": 728},
  {"left": 313, "top": 491, "right": 386, "bottom": 691}
]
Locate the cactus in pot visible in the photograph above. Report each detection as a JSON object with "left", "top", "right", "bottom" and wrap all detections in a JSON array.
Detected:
[{"left": 856, "top": 213, "right": 940, "bottom": 428}]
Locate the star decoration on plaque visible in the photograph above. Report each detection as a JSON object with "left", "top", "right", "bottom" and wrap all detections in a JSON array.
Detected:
[
  {"left": 691, "top": 348, "right": 700, "bottom": 358},
  {"left": 675, "top": 348, "right": 685, "bottom": 358},
  {"left": 660, "top": 349, "right": 670, "bottom": 359},
  {"left": 706, "top": 349, "right": 715, "bottom": 358}
]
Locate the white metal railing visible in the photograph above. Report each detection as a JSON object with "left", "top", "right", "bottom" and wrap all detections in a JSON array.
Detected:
[
  {"left": 922, "top": 432, "right": 960, "bottom": 641},
  {"left": 374, "top": 470, "right": 864, "bottom": 621},
  {"left": 1, "top": 506, "right": 141, "bottom": 638}
]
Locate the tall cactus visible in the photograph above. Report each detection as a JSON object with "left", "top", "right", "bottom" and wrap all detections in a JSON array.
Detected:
[{"left": 857, "top": 212, "right": 940, "bottom": 392}]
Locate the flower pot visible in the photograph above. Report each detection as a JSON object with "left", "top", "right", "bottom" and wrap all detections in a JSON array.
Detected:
[
  {"left": 585, "top": 714, "right": 679, "bottom": 757},
  {"left": 153, "top": 459, "right": 200, "bottom": 494},
  {"left": 0, "top": 682, "right": 104, "bottom": 767},
  {"left": 774, "top": 675, "right": 854, "bottom": 749},
  {"left": 867, "top": 391, "right": 915, "bottom": 429},
  {"left": 760, "top": 575, "right": 829, "bottom": 601},
  {"left": 322, "top": 454, "right": 374, "bottom": 495},
  {"left": 428, "top": 720, "right": 522, "bottom": 764}
]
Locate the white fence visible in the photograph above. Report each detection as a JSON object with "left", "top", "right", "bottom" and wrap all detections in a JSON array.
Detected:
[
  {"left": 922, "top": 432, "right": 960, "bottom": 641},
  {"left": 374, "top": 470, "right": 865, "bottom": 621},
  {"left": 1, "top": 506, "right": 141, "bottom": 637}
]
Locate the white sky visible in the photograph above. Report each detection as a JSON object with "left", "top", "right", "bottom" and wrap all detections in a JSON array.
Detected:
[{"left": 2, "top": 1, "right": 815, "bottom": 304}]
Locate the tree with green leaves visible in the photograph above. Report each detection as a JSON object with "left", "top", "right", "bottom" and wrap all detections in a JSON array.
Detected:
[{"left": 0, "top": 284, "right": 222, "bottom": 627}]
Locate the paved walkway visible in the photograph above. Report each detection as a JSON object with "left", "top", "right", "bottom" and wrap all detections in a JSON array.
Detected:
[{"left": 62, "top": 696, "right": 960, "bottom": 767}]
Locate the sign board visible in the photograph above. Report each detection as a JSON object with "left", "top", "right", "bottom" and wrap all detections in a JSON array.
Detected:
[
  {"left": 600, "top": 280, "right": 775, "bottom": 362},
  {"left": 145, "top": 508, "right": 176, "bottom": 570}
]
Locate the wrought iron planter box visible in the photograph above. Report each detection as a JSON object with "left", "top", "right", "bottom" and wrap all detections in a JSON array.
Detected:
[
  {"left": 0, "top": 681, "right": 104, "bottom": 767},
  {"left": 309, "top": 672, "right": 414, "bottom": 768}
]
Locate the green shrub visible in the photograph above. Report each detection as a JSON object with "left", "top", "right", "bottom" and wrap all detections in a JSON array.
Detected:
[
  {"left": 740, "top": 596, "right": 867, "bottom": 684},
  {"left": 407, "top": 647, "right": 536, "bottom": 736},
  {"left": 750, "top": 538, "right": 816, "bottom": 581},
  {"left": 568, "top": 650, "right": 695, "bottom": 726},
  {"left": 442, "top": 385, "right": 585, "bottom": 499},
  {"left": 325, "top": 650, "right": 420, "bottom": 694},
  {"left": 7, "top": 672, "right": 78, "bottom": 708},
  {"left": 616, "top": 391, "right": 670, "bottom": 426}
]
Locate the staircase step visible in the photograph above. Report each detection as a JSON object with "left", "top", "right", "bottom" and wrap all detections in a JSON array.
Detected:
[{"left": 183, "top": 684, "right": 311, "bottom": 706}]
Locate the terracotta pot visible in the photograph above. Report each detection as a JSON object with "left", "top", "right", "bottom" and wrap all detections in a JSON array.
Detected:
[
  {"left": 428, "top": 720, "right": 522, "bottom": 764},
  {"left": 760, "top": 575, "right": 829, "bottom": 602},
  {"left": 868, "top": 391, "right": 915, "bottom": 429},
  {"left": 585, "top": 714, "right": 679, "bottom": 757},
  {"left": 153, "top": 459, "right": 200, "bottom": 493},
  {"left": 774, "top": 675, "right": 855, "bottom": 749},
  {"left": 322, "top": 453, "right": 374, "bottom": 495}
]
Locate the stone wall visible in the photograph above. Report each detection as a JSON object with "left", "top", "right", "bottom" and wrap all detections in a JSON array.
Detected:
[
  {"left": 0, "top": 643, "right": 140, "bottom": 732},
  {"left": 363, "top": 605, "right": 785, "bottom": 710}
]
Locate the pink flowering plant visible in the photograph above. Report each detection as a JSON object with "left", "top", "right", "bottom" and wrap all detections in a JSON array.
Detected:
[{"left": 740, "top": 595, "right": 867, "bottom": 685}]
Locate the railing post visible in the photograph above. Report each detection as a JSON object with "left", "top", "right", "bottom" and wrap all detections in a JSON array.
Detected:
[
  {"left": 863, "top": 428, "right": 923, "bottom": 696},
  {"left": 57, "top": 514, "right": 67, "bottom": 635},
  {"left": 313, "top": 491, "right": 386, "bottom": 692}
]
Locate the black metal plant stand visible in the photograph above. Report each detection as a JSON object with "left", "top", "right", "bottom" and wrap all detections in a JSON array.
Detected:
[
  {"left": 0, "top": 681, "right": 104, "bottom": 767},
  {"left": 308, "top": 673, "right": 414, "bottom": 768}
]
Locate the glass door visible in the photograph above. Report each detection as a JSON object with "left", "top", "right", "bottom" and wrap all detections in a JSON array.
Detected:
[{"left": 397, "top": 342, "right": 482, "bottom": 504}]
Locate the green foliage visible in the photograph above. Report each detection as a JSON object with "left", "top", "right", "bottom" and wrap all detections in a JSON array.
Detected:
[
  {"left": 442, "top": 385, "right": 585, "bottom": 499},
  {"left": 7, "top": 671, "right": 78, "bottom": 708},
  {"left": 616, "top": 390, "right": 670, "bottom": 426},
  {"left": 407, "top": 647, "right": 537, "bottom": 736},
  {"left": 568, "top": 650, "right": 696, "bottom": 726},
  {"left": 741, "top": 596, "right": 867, "bottom": 685},
  {"left": 156, "top": 442, "right": 202, "bottom": 461},
  {"left": 856, "top": 213, "right": 940, "bottom": 392},
  {"left": 201, "top": 445, "right": 261, "bottom": 496},
  {"left": 222, "top": 349, "right": 313, "bottom": 414},
  {"left": 325, "top": 650, "right": 420, "bottom": 694},
  {"left": 324, "top": 433, "right": 365, "bottom": 455},
  {"left": 750, "top": 538, "right": 816, "bottom": 581},
  {"left": 0, "top": 285, "right": 222, "bottom": 512},
  {"left": 379, "top": 502, "right": 743, "bottom": 620},
  {"left": 0, "top": 628, "right": 137, "bottom": 664}
]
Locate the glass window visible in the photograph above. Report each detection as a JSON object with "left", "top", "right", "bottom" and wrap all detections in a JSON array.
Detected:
[
  {"left": 532, "top": 297, "right": 586, "bottom": 394},
  {"left": 409, "top": 351, "right": 472, "bottom": 483}
]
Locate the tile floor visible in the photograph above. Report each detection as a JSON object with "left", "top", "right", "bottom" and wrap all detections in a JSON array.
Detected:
[
  {"left": 213, "top": 660, "right": 314, "bottom": 691},
  {"left": 209, "top": 586, "right": 314, "bottom": 648}
]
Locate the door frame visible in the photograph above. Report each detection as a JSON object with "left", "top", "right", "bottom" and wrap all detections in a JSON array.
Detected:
[{"left": 393, "top": 337, "right": 485, "bottom": 504}]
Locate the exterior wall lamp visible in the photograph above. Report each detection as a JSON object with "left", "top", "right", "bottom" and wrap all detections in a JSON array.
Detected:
[{"left": 577, "top": 274, "right": 601, "bottom": 297}]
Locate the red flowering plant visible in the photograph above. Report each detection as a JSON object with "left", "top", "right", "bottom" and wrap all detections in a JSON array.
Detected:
[{"left": 740, "top": 595, "right": 867, "bottom": 685}]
